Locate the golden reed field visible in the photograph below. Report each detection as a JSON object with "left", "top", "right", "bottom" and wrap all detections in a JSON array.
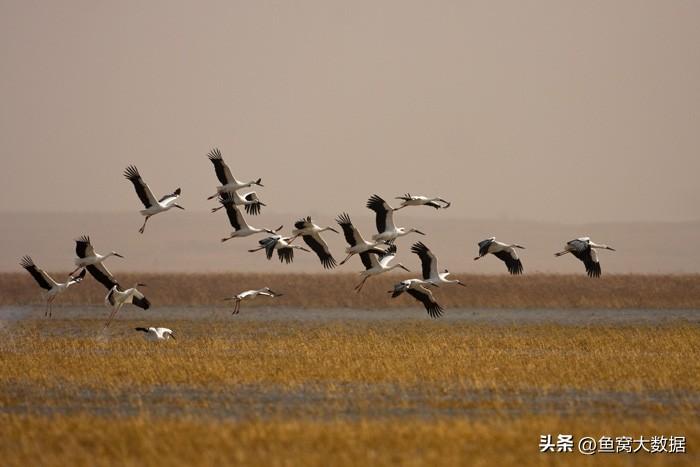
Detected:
[
  {"left": 2, "top": 272, "right": 700, "bottom": 308},
  {"left": 1, "top": 273, "right": 699, "bottom": 466}
]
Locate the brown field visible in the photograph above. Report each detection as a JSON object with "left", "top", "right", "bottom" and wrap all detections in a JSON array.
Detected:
[
  {"left": 0, "top": 318, "right": 698, "bottom": 466},
  {"left": 2, "top": 272, "right": 700, "bottom": 309}
]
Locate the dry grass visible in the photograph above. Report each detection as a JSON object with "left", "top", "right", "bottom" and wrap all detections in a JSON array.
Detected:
[
  {"left": 2, "top": 272, "right": 700, "bottom": 309},
  {"left": 1, "top": 414, "right": 698, "bottom": 467},
  {"left": 1, "top": 321, "right": 699, "bottom": 392},
  {"left": 0, "top": 320, "right": 698, "bottom": 465}
]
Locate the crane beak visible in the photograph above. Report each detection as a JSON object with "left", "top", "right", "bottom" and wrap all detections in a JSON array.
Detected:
[
  {"left": 399, "top": 265, "right": 410, "bottom": 272},
  {"left": 414, "top": 230, "right": 426, "bottom": 235},
  {"left": 174, "top": 204, "right": 185, "bottom": 210},
  {"left": 170, "top": 333, "right": 176, "bottom": 340},
  {"left": 114, "top": 253, "right": 125, "bottom": 258},
  {"left": 607, "top": 247, "right": 616, "bottom": 251},
  {"left": 137, "top": 283, "right": 147, "bottom": 287},
  {"left": 329, "top": 227, "right": 339, "bottom": 234}
]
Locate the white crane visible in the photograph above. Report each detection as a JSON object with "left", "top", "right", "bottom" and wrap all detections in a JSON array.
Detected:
[
  {"left": 474, "top": 237, "right": 525, "bottom": 275},
  {"left": 389, "top": 279, "right": 444, "bottom": 318},
  {"left": 104, "top": 283, "right": 150, "bottom": 327},
  {"left": 20, "top": 256, "right": 86, "bottom": 317},
  {"left": 336, "top": 213, "right": 388, "bottom": 265},
  {"left": 135, "top": 327, "right": 175, "bottom": 340},
  {"left": 395, "top": 193, "right": 451, "bottom": 210},
  {"left": 224, "top": 287, "right": 283, "bottom": 314},
  {"left": 355, "top": 244, "right": 410, "bottom": 292},
  {"left": 218, "top": 193, "right": 282, "bottom": 241},
  {"left": 123, "top": 165, "right": 184, "bottom": 234},
  {"left": 410, "top": 242, "right": 465, "bottom": 286},
  {"left": 211, "top": 190, "right": 265, "bottom": 216},
  {"left": 555, "top": 237, "right": 615, "bottom": 278},
  {"left": 291, "top": 216, "right": 339, "bottom": 269},
  {"left": 206, "top": 148, "right": 263, "bottom": 199},
  {"left": 70, "top": 235, "right": 124, "bottom": 276},
  {"left": 248, "top": 234, "right": 310, "bottom": 264},
  {"left": 366, "top": 194, "right": 425, "bottom": 242}
]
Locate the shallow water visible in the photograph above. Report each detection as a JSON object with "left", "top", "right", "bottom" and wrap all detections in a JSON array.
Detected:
[{"left": 1, "top": 305, "right": 698, "bottom": 326}]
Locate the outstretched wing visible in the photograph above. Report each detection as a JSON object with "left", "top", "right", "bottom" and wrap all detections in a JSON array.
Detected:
[
  {"left": 219, "top": 194, "right": 244, "bottom": 230},
  {"left": 406, "top": 286, "right": 443, "bottom": 319},
  {"left": 477, "top": 238, "right": 495, "bottom": 257},
  {"left": 571, "top": 246, "right": 601, "bottom": 278},
  {"left": 411, "top": 242, "right": 438, "bottom": 280},
  {"left": 243, "top": 192, "right": 263, "bottom": 216},
  {"left": 263, "top": 238, "right": 277, "bottom": 260},
  {"left": 277, "top": 247, "right": 295, "bottom": 264},
  {"left": 378, "top": 243, "right": 397, "bottom": 267},
  {"left": 20, "top": 256, "right": 55, "bottom": 290},
  {"left": 158, "top": 188, "right": 181, "bottom": 204},
  {"left": 493, "top": 249, "right": 523, "bottom": 275},
  {"left": 123, "top": 166, "right": 157, "bottom": 209},
  {"left": 358, "top": 251, "right": 374, "bottom": 270},
  {"left": 366, "top": 194, "right": 396, "bottom": 233},
  {"left": 75, "top": 235, "right": 95, "bottom": 258},
  {"left": 336, "top": 212, "right": 363, "bottom": 247},
  {"left": 86, "top": 262, "right": 120, "bottom": 290},
  {"left": 131, "top": 289, "right": 151, "bottom": 310},
  {"left": 302, "top": 233, "right": 336, "bottom": 269},
  {"left": 294, "top": 217, "right": 311, "bottom": 231},
  {"left": 207, "top": 148, "right": 235, "bottom": 185}
]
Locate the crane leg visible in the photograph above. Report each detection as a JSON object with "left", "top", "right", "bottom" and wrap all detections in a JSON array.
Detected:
[
  {"left": 47, "top": 296, "right": 56, "bottom": 318},
  {"left": 104, "top": 304, "right": 123, "bottom": 327},
  {"left": 354, "top": 276, "right": 369, "bottom": 292},
  {"left": 138, "top": 216, "right": 150, "bottom": 234},
  {"left": 339, "top": 252, "right": 354, "bottom": 265}
]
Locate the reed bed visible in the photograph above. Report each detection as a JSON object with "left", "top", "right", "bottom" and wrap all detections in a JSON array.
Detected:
[
  {"left": 0, "top": 320, "right": 698, "bottom": 466},
  {"left": 2, "top": 272, "right": 700, "bottom": 309},
  {"left": 1, "top": 414, "right": 698, "bottom": 467}
]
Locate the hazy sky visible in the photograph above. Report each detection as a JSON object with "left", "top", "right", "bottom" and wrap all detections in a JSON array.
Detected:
[{"left": 1, "top": 1, "right": 698, "bottom": 223}]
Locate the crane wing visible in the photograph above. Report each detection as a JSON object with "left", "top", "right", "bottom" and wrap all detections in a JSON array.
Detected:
[
  {"left": 378, "top": 244, "right": 397, "bottom": 267},
  {"left": 131, "top": 292, "right": 151, "bottom": 310},
  {"left": 219, "top": 195, "right": 245, "bottom": 231},
  {"left": 75, "top": 235, "right": 95, "bottom": 258},
  {"left": 158, "top": 188, "right": 181, "bottom": 205},
  {"left": 207, "top": 148, "right": 235, "bottom": 185},
  {"left": 243, "top": 192, "right": 263, "bottom": 216},
  {"left": 86, "top": 262, "right": 120, "bottom": 290},
  {"left": 123, "top": 166, "right": 157, "bottom": 209},
  {"left": 493, "top": 249, "right": 524, "bottom": 275},
  {"left": 336, "top": 212, "right": 363, "bottom": 247},
  {"left": 410, "top": 241, "right": 438, "bottom": 280},
  {"left": 20, "top": 256, "right": 55, "bottom": 290},
  {"left": 477, "top": 238, "right": 495, "bottom": 257},
  {"left": 406, "top": 286, "right": 443, "bottom": 318},
  {"left": 366, "top": 194, "right": 396, "bottom": 233},
  {"left": 302, "top": 233, "right": 337, "bottom": 269}
]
